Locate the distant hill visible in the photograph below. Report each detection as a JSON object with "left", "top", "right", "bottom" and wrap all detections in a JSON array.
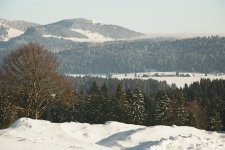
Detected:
[
  {"left": 0, "top": 18, "right": 143, "bottom": 44},
  {"left": 0, "top": 18, "right": 39, "bottom": 41},
  {"left": 56, "top": 36, "right": 225, "bottom": 74}
]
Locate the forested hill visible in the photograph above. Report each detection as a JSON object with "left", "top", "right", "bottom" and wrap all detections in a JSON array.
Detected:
[
  {"left": 57, "top": 36, "right": 225, "bottom": 74},
  {"left": 0, "top": 36, "right": 225, "bottom": 74}
]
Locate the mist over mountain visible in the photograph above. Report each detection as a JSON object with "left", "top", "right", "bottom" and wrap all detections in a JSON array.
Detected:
[
  {"left": 0, "top": 18, "right": 143, "bottom": 44},
  {"left": 0, "top": 18, "right": 224, "bottom": 74}
]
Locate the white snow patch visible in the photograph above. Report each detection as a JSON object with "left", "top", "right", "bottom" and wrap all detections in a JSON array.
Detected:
[
  {"left": 43, "top": 34, "right": 91, "bottom": 42},
  {"left": 42, "top": 29, "right": 115, "bottom": 43},
  {"left": 0, "top": 118, "right": 224, "bottom": 150},
  {"left": 5, "top": 27, "right": 24, "bottom": 40},
  {"left": 68, "top": 72, "right": 225, "bottom": 88},
  {"left": 0, "top": 23, "right": 24, "bottom": 41},
  {"left": 71, "top": 28, "right": 114, "bottom": 42}
]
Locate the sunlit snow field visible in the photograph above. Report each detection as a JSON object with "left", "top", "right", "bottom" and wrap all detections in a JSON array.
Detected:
[{"left": 68, "top": 72, "right": 225, "bottom": 88}]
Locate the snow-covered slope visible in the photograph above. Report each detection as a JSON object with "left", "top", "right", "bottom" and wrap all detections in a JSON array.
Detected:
[
  {"left": 0, "top": 18, "right": 38, "bottom": 41},
  {"left": 43, "top": 28, "right": 114, "bottom": 43},
  {"left": 71, "top": 28, "right": 114, "bottom": 42},
  {"left": 0, "top": 118, "right": 224, "bottom": 150},
  {"left": 0, "top": 23, "right": 24, "bottom": 41},
  {"left": 20, "top": 18, "right": 144, "bottom": 43}
]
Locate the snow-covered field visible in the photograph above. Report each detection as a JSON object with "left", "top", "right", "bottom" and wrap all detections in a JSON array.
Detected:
[
  {"left": 0, "top": 118, "right": 224, "bottom": 150},
  {"left": 68, "top": 72, "right": 225, "bottom": 88}
]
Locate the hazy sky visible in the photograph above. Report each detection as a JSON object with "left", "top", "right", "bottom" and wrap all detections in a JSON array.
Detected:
[{"left": 0, "top": 0, "right": 225, "bottom": 35}]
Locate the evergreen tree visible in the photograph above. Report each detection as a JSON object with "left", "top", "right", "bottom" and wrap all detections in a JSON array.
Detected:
[
  {"left": 73, "top": 91, "right": 88, "bottom": 123},
  {"left": 154, "top": 90, "right": 172, "bottom": 125},
  {"left": 126, "top": 88, "right": 134, "bottom": 107},
  {"left": 99, "top": 83, "right": 113, "bottom": 122},
  {"left": 115, "top": 83, "right": 131, "bottom": 123},
  {"left": 208, "top": 109, "right": 223, "bottom": 131},
  {"left": 186, "top": 111, "right": 196, "bottom": 127},
  {"left": 171, "top": 90, "right": 187, "bottom": 125},
  {"left": 212, "top": 96, "right": 225, "bottom": 128},
  {"left": 83, "top": 82, "right": 102, "bottom": 123},
  {"left": 131, "top": 87, "right": 146, "bottom": 125}
]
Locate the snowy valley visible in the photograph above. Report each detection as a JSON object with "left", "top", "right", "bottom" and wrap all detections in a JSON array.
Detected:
[{"left": 68, "top": 72, "right": 225, "bottom": 88}]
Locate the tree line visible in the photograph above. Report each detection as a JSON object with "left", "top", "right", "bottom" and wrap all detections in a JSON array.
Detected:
[{"left": 64, "top": 77, "right": 224, "bottom": 131}]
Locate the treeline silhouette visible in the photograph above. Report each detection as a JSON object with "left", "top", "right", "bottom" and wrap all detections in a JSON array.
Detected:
[{"left": 3, "top": 76, "right": 224, "bottom": 131}]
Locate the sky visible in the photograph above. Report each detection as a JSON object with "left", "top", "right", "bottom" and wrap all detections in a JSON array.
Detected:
[{"left": 0, "top": 0, "right": 225, "bottom": 36}]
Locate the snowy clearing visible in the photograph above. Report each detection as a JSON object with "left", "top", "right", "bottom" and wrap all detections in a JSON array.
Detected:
[
  {"left": 0, "top": 23, "right": 24, "bottom": 41},
  {"left": 71, "top": 28, "right": 114, "bottom": 42},
  {"left": 43, "top": 28, "right": 115, "bottom": 43},
  {"left": 68, "top": 72, "right": 225, "bottom": 88},
  {"left": 42, "top": 34, "right": 92, "bottom": 42},
  {"left": 0, "top": 118, "right": 224, "bottom": 150}
]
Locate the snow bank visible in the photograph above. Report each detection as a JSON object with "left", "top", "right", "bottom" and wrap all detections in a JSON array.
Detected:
[{"left": 0, "top": 118, "right": 224, "bottom": 150}]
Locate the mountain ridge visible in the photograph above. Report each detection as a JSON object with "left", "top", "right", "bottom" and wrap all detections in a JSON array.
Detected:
[{"left": 0, "top": 18, "right": 144, "bottom": 43}]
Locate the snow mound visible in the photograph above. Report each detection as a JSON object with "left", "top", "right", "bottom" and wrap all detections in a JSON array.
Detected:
[{"left": 0, "top": 118, "right": 224, "bottom": 150}]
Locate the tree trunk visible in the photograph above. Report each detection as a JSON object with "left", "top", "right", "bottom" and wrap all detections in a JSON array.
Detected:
[{"left": 35, "top": 111, "right": 38, "bottom": 120}]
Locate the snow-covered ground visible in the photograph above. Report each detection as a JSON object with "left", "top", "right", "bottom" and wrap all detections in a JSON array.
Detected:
[
  {"left": 43, "top": 28, "right": 115, "bottom": 43},
  {"left": 68, "top": 72, "right": 225, "bottom": 88},
  {"left": 0, "top": 118, "right": 224, "bottom": 150},
  {"left": 0, "top": 23, "right": 24, "bottom": 41},
  {"left": 71, "top": 28, "right": 114, "bottom": 42}
]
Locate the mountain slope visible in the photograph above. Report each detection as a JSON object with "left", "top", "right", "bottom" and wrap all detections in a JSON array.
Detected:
[
  {"left": 52, "top": 18, "right": 144, "bottom": 39},
  {"left": 25, "top": 18, "right": 144, "bottom": 43},
  {"left": 0, "top": 118, "right": 224, "bottom": 150},
  {"left": 0, "top": 18, "right": 144, "bottom": 43},
  {"left": 0, "top": 18, "right": 39, "bottom": 41}
]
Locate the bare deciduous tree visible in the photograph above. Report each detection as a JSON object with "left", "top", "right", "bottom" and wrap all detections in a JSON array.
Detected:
[{"left": 0, "top": 43, "right": 75, "bottom": 119}]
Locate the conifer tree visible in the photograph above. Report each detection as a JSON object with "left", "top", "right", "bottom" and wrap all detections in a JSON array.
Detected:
[
  {"left": 132, "top": 87, "right": 146, "bottom": 125},
  {"left": 171, "top": 90, "right": 187, "bottom": 125},
  {"left": 212, "top": 96, "right": 225, "bottom": 128},
  {"left": 186, "top": 111, "right": 196, "bottom": 127},
  {"left": 115, "top": 83, "right": 131, "bottom": 123},
  {"left": 84, "top": 82, "right": 102, "bottom": 123},
  {"left": 154, "top": 90, "right": 172, "bottom": 125},
  {"left": 208, "top": 109, "right": 223, "bottom": 131},
  {"left": 126, "top": 88, "right": 134, "bottom": 107},
  {"left": 99, "top": 83, "right": 113, "bottom": 122}
]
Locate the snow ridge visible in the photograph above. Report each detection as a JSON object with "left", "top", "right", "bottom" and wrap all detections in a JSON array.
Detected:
[{"left": 0, "top": 118, "right": 224, "bottom": 150}]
